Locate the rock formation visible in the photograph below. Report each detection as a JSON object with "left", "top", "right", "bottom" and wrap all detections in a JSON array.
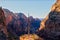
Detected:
[
  {"left": 0, "top": 7, "right": 41, "bottom": 40},
  {"left": 3, "top": 8, "right": 15, "bottom": 25},
  {"left": 0, "top": 7, "right": 8, "bottom": 40},
  {"left": 51, "top": 0, "right": 60, "bottom": 12},
  {"left": 38, "top": 0, "right": 60, "bottom": 40}
]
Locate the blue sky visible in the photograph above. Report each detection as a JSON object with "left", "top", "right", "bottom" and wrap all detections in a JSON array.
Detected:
[{"left": 0, "top": 0, "right": 55, "bottom": 18}]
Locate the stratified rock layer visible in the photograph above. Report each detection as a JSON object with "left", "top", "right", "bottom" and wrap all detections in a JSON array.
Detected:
[{"left": 39, "top": 0, "right": 60, "bottom": 40}]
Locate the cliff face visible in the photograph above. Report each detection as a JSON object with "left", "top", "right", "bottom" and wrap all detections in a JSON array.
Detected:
[
  {"left": 51, "top": 0, "right": 60, "bottom": 12},
  {"left": 0, "top": 7, "right": 8, "bottom": 40},
  {"left": 0, "top": 7, "right": 41, "bottom": 40},
  {"left": 3, "top": 9, "right": 15, "bottom": 25},
  {"left": 39, "top": 0, "right": 60, "bottom": 40}
]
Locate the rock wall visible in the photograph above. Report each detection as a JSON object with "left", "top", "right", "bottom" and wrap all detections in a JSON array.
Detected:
[
  {"left": 38, "top": 0, "right": 60, "bottom": 40},
  {"left": 0, "top": 7, "right": 8, "bottom": 40}
]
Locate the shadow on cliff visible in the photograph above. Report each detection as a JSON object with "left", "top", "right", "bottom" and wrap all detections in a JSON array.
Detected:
[{"left": 37, "top": 11, "right": 60, "bottom": 40}]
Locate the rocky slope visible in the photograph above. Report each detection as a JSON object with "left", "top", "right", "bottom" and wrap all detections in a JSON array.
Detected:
[
  {"left": 0, "top": 7, "right": 41, "bottom": 40},
  {"left": 38, "top": 0, "right": 60, "bottom": 40},
  {"left": 0, "top": 7, "right": 8, "bottom": 40}
]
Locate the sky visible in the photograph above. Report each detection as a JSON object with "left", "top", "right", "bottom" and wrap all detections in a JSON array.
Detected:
[{"left": 0, "top": 0, "right": 56, "bottom": 18}]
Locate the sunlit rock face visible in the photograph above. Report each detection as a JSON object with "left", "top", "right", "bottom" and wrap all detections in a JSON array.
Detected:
[
  {"left": 51, "top": 0, "right": 60, "bottom": 12},
  {"left": 38, "top": 0, "right": 60, "bottom": 40},
  {"left": 39, "top": 15, "right": 49, "bottom": 30}
]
